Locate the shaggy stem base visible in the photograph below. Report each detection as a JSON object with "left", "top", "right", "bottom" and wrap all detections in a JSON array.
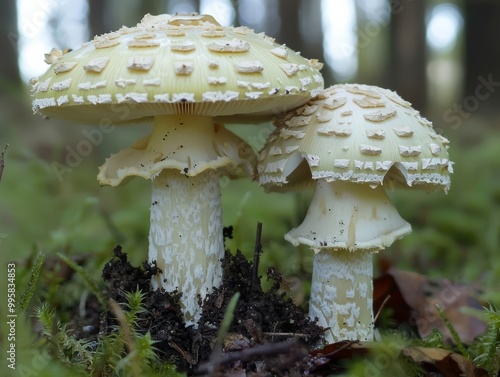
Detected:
[
  {"left": 309, "top": 250, "right": 373, "bottom": 343},
  {"left": 149, "top": 169, "right": 224, "bottom": 326}
]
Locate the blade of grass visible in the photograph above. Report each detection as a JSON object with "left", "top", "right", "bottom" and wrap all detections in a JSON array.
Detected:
[{"left": 19, "top": 248, "right": 45, "bottom": 312}]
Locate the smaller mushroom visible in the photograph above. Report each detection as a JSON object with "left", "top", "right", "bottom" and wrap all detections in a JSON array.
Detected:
[{"left": 258, "top": 84, "right": 453, "bottom": 343}]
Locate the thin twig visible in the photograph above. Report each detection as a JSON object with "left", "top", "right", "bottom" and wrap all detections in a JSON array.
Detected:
[
  {"left": 263, "top": 332, "right": 310, "bottom": 338},
  {"left": 252, "top": 222, "right": 263, "bottom": 284},
  {"left": 374, "top": 294, "right": 391, "bottom": 323},
  {"left": 0, "top": 144, "right": 9, "bottom": 183},
  {"left": 195, "top": 340, "right": 299, "bottom": 375}
]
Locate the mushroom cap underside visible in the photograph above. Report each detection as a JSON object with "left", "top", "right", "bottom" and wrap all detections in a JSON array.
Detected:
[
  {"left": 98, "top": 117, "right": 256, "bottom": 186},
  {"left": 31, "top": 13, "right": 324, "bottom": 123},
  {"left": 258, "top": 84, "right": 453, "bottom": 191}
]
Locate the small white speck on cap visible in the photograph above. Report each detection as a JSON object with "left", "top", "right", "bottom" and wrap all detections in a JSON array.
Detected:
[
  {"left": 342, "top": 146, "right": 350, "bottom": 151},
  {"left": 304, "top": 154, "right": 320, "bottom": 167},
  {"left": 279, "top": 128, "right": 305, "bottom": 139},
  {"left": 116, "top": 92, "right": 149, "bottom": 103},
  {"left": 422, "top": 158, "right": 441, "bottom": 170},
  {"left": 78, "top": 82, "right": 92, "bottom": 91},
  {"left": 401, "top": 161, "right": 419, "bottom": 171},
  {"left": 333, "top": 129, "right": 352, "bottom": 137},
  {"left": 360, "top": 144, "right": 383, "bottom": 155},
  {"left": 84, "top": 57, "right": 110, "bottom": 73},
  {"left": 72, "top": 94, "right": 84, "bottom": 104},
  {"left": 285, "top": 116, "right": 311, "bottom": 128},
  {"left": 208, "top": 39, "right": 250, "bottom": 52},
  {"left": 235, "top": 61, "right": 264, "bottom": 73},
  {"left": 323, "top": 97, "right": 347, "bottom": 110},
  {"left": 346, "top": 86, "right": 381, "bottom": 99},
  {"left": 399, "top": 145, "right": 422, "bottom": 157},
  {"left": 154, "top": 94, "right": 170, "bottom": 102},
  {"left": 174, "top": 62, "right": 194, "bottom": 75},
  {"left": 429, "top": 143, "right": 442, "bottom": 155},
  {"left": 393, "top": 127, "right": 414, "bottom": 137},
  {"left": 264, "top": 160, "right": 287, "bottom": 174},
  {"left": 208, "top": 58, "right": 220, "bottom": 69},
  {"left": 387, "top": 94, "right": 412, "bottom": 108},
  {"left": 284, "top": 85, "right": 300, "bottom": 94},
  {"left": 285, "top": 145, "right": 299, "bottom": 154},
  {"left": 207, "top": 76, "right": 227, "bottom": 85},
  {"left": 354, "top": 160, "right": 364, "bottom": 169},
  {"left": 87, "top": 94, "right": 112, "bottom": 104},
  {"left": 133, "top": 33, "right": 156, "bottom": 40},
  {"left": 94, "top": 80, "right": 107, "bottom": 89},
  {"left": 364, "top": 161, "right": 374, "bottom": 170},
  {"left": 353, "top": 97, "right": 385, "bottom": 108},
  {"left": 376, "top": 161, "right": 392, "bottom": 171},
  {"left": 251, "top": 82, "right": 270, "bottom": 89},
  {"left": 172, "top": 93, "right": 195, "bottom": 102},
  {"left": 316, "top": 113, "right": 332, "bottom": 123},
  {"left": 364, "top": 109, "right": 397, "bottom": 122},
  {"left": 313, "top": 74, "right": 323, "bottom": 83},
  {"left": 170, "top": 42, "right": 196, "bottom": 52},
  {"left": 54, "top": 61, "right": 78, "bottom": 74},
  {"left": 36, "top": 78, "right": 51, "bottom": 92},
  {"left": 127, "top": 56, "right": 154, "bottom": 71},
  {"left": 334, "top": 159, "right": 350, "bottom": 168},
  {"left": 269, "top": 146, "right": 283, "bottom": 156},
  {"left": 245, "top": 91, "right": 263, "bottom": 99},
  {"left": 270, "top": 46, "right": 288, "bottom": 59},
  {"left": 299, "top": 77, "right": 312, "bottom": 90},
  {"left": 127, "top": 40, "right": 160, "bottom": 48},
  {"left": 203, "top": 90, "right": 239, "bottom": 102},
  {"left": 78, "top": 81, "right": 107, "bottom": 90},
  {"left": 32, "top": 97, "right": 56, "bottom": 111},
  {"left": 201, "top": 30, "right": 226, "bottom": 37},
  {"left": 279, "top": 63, "right": 299, "bottom": 77},
  {"left": 166, "top": 30, "right": 185, "bottom": 37},
  {"left": 144, "top": 78, "right": 161, "bottom": 86},
  {"left": 51, "top": 78, "right": 72, "bottom": 91},
  {"left": 94, "top": 38, "right": 119, "bottom": 49},
  {"left": 300, "top": 105, "right": 318, "bottom": 116},
  {"left": 366, "top": 129, "right": 385, "bottom": 139},
  {"left": 56, "top": 95, "right": 69, "bottom": 106}
]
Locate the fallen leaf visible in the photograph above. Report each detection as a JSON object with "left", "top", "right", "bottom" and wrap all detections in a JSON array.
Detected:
[
  {"left": 403, "top": 346, "right": 488, "bottom": 377},
  {"left": 374, "top": 269, "right": 486, "bottom": 344}
]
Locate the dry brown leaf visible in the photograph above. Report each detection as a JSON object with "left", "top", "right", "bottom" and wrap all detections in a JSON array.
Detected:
[
  {"left": 374, "top": 269, "right": 486, "bottom": 344},
  {"left": 403, "top": 346, "right": 488, "bottom": 377}
]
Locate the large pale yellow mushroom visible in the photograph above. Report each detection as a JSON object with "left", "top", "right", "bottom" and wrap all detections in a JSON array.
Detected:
[
  {"left": 31, "top": 13, "right": 324, "bottom": 325},
  {"left": 258, "top": 84, "right": 452, "bottom": 343}
]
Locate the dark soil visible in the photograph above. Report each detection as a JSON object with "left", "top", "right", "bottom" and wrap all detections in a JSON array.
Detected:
[{"left": 69, "top": 230, "right": 326, "bottom": 376}]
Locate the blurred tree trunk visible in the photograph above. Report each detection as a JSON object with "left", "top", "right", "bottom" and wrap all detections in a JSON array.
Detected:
[
  {"left": 388, "top": 0, "right": 427, "bottom": 111},
  {"left": 464, "top": 0, "right": 500, "bottom": 113},
  {"left": 298, "top": 0, "right": 332, "bottom": 85},
  {"left": 1, "top": 0, "right": 20, "bottom": 87},
  {"left": 88, "top": 0, "right": 108, "bottom": 36},
  {"left": 140, "top": 0, "right": 169, "bottom": 17},
  {"left": 278, "top": 0, "right": 302, "bottom": 51}
]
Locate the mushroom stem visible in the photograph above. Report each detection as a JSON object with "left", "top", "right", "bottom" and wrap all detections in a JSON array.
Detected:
[
  {"left": 309, "top": 249, "right": 373, "bottom": 343},
  {"left": 285, "top": 180, "right": 412, "bottom": 252},
  {"left": 285, "top": 180, "right": 412, "bottom": 342},
  {"left": 149, "top": 168, "right": 223, "bottom": 326}
]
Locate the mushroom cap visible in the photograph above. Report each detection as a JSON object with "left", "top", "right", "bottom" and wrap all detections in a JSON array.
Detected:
[
  {"left": 258, "top": 84, "right": 453, "bottom": 191},
  {"left": 31, "top": 13, "right": 324, "bottom": 123}
]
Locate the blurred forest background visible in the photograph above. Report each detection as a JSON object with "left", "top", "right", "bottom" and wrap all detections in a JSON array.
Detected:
[{"left": 0, "top": 0, "right": 499, "bottom": 298}]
